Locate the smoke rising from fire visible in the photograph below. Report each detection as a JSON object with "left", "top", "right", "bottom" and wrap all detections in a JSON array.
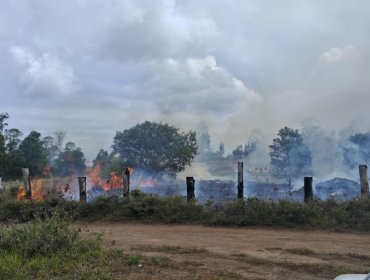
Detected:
[{"left": 1, "top": 0, "right": 370, "bottom": 171}]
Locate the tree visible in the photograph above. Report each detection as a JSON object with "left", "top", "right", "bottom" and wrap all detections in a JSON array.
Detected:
[
  {"left": 5, "top": 128, "right": 23, "bottom": 152},
  {"left": 112, "top": 121, "right": 197, "bottom": 177},
  {"left": 231, "top": 139, "right": 257, "bottom": 161},
  {"left": 0, "top": 112, "right": 9, "bottom": 132},
  {"left": 232, "top": 145, "right": 244, "bottom": 160},
  {"left": 0, "top": 113, "right": 9, "bottom": 177},
  {"left": 196, "top": 122, "right": 211, "bottom": 155},
  {"left": 19, "top": 131, "right": 48, "bottom": 177},
  {"left": 53, "top": 142, "right": 86, "bottom": 176},
  {"left": 54, "top": 130, "right": 66, "bottom": 153},
  {"left": 42, "top": 136, "right": 59, "bottom": 163},
  {"left": 0, "top": 113, "right": 25, "bottom": 180},
  {"left": 93, "top": 149, "right": 109, "bottom": 167},
  {"left": 3, "top": 125, "right": 25, "bottom": 180},
  {"left": 218, "top": 142, "right": 225, "bottom": 158},
  {"left": 269, "top": 127, "right": 312, "bottom": 186}
]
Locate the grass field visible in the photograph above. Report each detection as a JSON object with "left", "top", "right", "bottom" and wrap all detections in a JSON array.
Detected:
[{"left": 0, "top": 183, "right": 370, "bottom": 279}]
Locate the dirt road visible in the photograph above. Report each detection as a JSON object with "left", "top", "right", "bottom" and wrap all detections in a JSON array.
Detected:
[{"left": 86, "top": 223, "right": 370, "bottom": 280}]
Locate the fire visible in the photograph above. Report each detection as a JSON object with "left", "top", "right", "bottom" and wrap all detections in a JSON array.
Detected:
[
  {"left": 31, "top": 178, "right": 48, "bottom": 201},
  {"left": 111, "top": 172, "right": 123, "bottom": 189},
  {"left": 86, "top": 163, "right": 124, "bottom": 191},
  {"left": 16, "top": 163, "right": 129, "bottom": 202},
  {"left": 17, "top": 178, "right": 50, "bottom": 201},
  {"left": 86, "top": 163, "right": 104, "bottom": 187},
  {"left": 16, "top": 187, "right": 26, "bottom": 200}
]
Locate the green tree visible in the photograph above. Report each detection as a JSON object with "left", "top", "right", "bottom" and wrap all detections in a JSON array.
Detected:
[
  {"left": 0, "top": 113, "right": 9, "bottom": 177},
  {"left": 53, "top": 142, "right": 86, "bottom": 176},
  {"left": 5, "top": 128, "right": 23, "bottom": 152},
  {"left": 19, "top": 131, "right": 48, "bottom": 177},
  {"left": 0, "top": 114, "right": 25, "bottom": 180},
  {"left": 269, "top": 127, "right": 312, "bottom": 186},
  {"left": 42, "top": 136, "right": 59, "bottom": 163},
  {"left": 4, "top": 149, "right": 25, "bottom": 180},
  {"left": 93, "top": 149, "right": 109, "bottom": 167},
  {"left": 4, "top": 127, "right": 25, "bottom": 180},
  {"left": 112, "top": 121, "right": 197, "bottom": 177}
]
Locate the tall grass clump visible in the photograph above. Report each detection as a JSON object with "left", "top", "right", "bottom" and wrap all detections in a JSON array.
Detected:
[
  {"left": 115, "top": 191, "right": 211, "bottom": 223},
  {"left": 0, "top": 216, "right": 110, "bottom": 279}
]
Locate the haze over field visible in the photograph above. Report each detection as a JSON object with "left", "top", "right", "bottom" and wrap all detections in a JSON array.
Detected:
[{"left": 1, "top": 0, "right": 370, "bottom": 161}]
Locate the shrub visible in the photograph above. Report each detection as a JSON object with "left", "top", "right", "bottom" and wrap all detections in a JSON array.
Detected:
[{"left": 0, "top": 216, "right": 110, "bottom": 279}]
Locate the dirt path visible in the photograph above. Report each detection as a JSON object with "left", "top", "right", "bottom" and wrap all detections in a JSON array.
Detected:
[{"left": 86, "top": 223, "right": 370, "bottom": 280}]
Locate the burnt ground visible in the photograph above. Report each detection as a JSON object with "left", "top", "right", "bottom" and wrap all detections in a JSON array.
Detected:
[{"left": 85, "top": 223, "right": 370, "bottom": 280}]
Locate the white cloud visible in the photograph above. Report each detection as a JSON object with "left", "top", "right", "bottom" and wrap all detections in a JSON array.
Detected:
[
  {"left": 121, "top": 56, "right": 259, "bottom": 117},
  {"left": 9, "top": 46, "right": 78, "bottom": 97},
  {"left": 320, "top": 45, "right": 358, "bottom": 64}
]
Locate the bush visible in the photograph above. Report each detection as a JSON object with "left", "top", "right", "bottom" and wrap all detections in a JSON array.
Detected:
[
  {"left": 0, "top": 217, "right": 99, "bottom": 258},
  {"left": 0, "top": 216, "right": 108, "bottom": 279}
]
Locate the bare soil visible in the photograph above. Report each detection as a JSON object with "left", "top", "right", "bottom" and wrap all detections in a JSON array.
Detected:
[{"left": 86, "top": 223, "right": 370, "bottom": 280}]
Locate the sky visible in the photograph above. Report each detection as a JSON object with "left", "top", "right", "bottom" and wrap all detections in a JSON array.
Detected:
[{"left": 1, "top": 0, "right": 370, "bottom": 161}]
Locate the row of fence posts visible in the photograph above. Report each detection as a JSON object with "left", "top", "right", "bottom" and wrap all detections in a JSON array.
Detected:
[{"left": 2, "top": 164, "right": 369, "bottom": 202}]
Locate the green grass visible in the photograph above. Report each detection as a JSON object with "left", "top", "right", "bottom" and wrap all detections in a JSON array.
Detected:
[{"left": 0, "top": 216, "right": 111, "bottom": 279}]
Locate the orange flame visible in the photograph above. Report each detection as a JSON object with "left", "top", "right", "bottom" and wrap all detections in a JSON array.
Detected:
[
  {"left": 86, "top": 163, "right": 124, "bottom": 191},
  {"left": 31, "top": 178, "right": 48, "bottom": 201},
  {"left": 16, "top": 187, "right": 26, "bottom": 200},
  {"left": 17, "top": 178, "right": 53, "bottom": 201}
]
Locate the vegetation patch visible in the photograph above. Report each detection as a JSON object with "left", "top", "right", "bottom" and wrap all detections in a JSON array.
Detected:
[
  {"left": 0, "top": 216, "right": 111, "bottom": 279},
  {"left": 1, "top": 189, "right": 370, "bottom": 232},
  {"left": 133, "top": 245, "right": 208, "bottom": 255},
  {"left": 285, "top": 248, "right": 316, "bottom": 256}
]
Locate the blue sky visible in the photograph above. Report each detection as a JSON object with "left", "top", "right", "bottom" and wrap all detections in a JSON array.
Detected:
[{"left": 1, "top": 0, "right": 370, "bottom": 160}]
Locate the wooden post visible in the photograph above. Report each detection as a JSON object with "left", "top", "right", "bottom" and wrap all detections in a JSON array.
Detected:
[
  {"left": 186, "top": 177, "right": 195, "bottom": 201},
  {"left": 78, "top": 177, "right": 87, "bottom": 202},
  {"left": 123, "top": 168, "right": 131, "bottom": 197},
  {"left": 21, "top": 168, "right": 32, "bottom": 200},
  {"left": 237, "top": 162, "right": 244, "bottom": 199},
  {"left": 304, "top": 176, "right": 313, "bottom": 202},
  {"left": 359, "top": 165, "right": 369, "bottom": 198}
]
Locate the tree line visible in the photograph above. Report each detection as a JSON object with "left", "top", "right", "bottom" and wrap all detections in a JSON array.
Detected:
[
  {"left": 0, "top": 113, "right": 86, "bottom": 180},
  {"left": 1, "top": 112, "right": 369, "bottom": 185}
]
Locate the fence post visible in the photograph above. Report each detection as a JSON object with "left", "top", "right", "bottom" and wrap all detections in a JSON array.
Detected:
[
  {"left": 21, "top": 168, "right": 32, "bottom": 200},
  {"left": 359, "top": 165, "right": 369, "bottom": 198},
  {"left": 78, "top": 177, "right": 87, "bottom": 202},
  {"left": 123, "top": 168, "right": 131, "bottom": 197},
  {"left": 304, "top": 176, "right": 313, "bottom": 202},
  {"left": 186, "top": 177, "right": 195, "bottom": 202},
  {"left": 237, "top": 162, "right": 244, "bottom": 199}
]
